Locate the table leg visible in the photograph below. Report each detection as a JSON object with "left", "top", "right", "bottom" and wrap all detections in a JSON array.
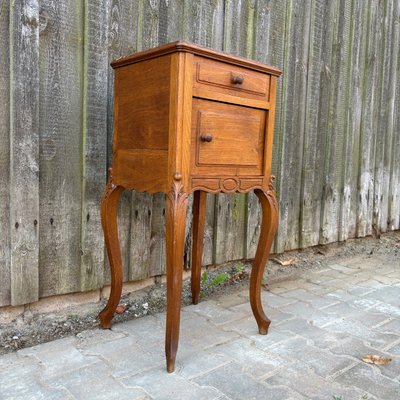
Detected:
[
  {"left": 165, "top": 181, "right": 189, "bottom": 372},
  {"left": 250, "top": 185, "right": 278, "bottom": 334},
  {"left": 191, "top": 190, "right": 207, "bottom": 305},
  {"left": 99, "top": 169, "right": 124, "bottom": 329}
]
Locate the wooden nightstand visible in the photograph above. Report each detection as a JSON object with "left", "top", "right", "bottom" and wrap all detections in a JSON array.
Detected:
[{"left": 99, "top": 41, "right": 282, "bottom": 372}]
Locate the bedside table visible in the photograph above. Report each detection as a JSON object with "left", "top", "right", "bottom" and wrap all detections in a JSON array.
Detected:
[{"left": 99, "top": 41, "right": 282, "bottom": 372}]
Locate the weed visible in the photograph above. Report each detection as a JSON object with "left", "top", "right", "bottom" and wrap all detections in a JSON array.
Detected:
[{"left": 200, "top": 271, "right": 229, "bottom": 298}]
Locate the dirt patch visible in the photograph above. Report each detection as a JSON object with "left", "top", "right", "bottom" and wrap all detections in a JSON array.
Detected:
[{"left": 1, "top": 231, "right": 399, "bottom": 355}]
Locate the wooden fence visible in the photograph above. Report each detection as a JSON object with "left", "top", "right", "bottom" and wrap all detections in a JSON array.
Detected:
[{"left": 0, "top": 0, "right": 399, "bottom": 307}]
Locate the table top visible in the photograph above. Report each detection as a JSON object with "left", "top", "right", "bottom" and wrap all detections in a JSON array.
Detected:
[{"left": 111, "top": 40, "right": 282, "bottom": 77}]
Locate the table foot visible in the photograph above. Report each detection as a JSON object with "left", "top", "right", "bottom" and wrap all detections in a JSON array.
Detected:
[
  {"left": 250, "top": 183, "right": 278, "bottom": 334},
  {"left": 165, "top": 181, "right": 188, "bottom": 372},
  {"left": 98, "top": 169, "right": 124, "bottom": 329}
]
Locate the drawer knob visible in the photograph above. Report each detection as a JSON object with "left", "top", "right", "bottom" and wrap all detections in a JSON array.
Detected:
[
  {"left": 231, "top": 74, "right": 244, "bottom": 84},
  {"left": 200, "top": 134, "right": 213, "bottom": 142}
]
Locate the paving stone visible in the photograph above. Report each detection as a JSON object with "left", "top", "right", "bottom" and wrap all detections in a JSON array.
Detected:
[
  {"left": 0, "top": 352, "right": 24, "bottom": 371},
  {"left": 177, "top": 351, "right": 231, "bottom": 380},
  {"left": 268, "top": 279, "right": 306, "bottom": 294},
  {"left": 185, "top": 300, "right": 247, "bottom": 325},
  {"left": 343, "top": 256, "right": 384, "bottom": 269},
  {"left": 294, "top": 281, "right": 333, "bottom": 295},
  {"left": 276, "top": 318, "right": 348, "bottom": 349},
  {"left": 330, "top": 335, "right": 393, "bottom": 361},
  {"left": 112, "top": 315, "right": 163, "bottom": 338},
  {"left": 221, "top": 315, "right": 294, "bottom": 348},
  {"left": 387, "top": 340, "right": 400, "bottom": 356},
  {"left": 19, "top": 337, "right": 99, "bottom": 379},
  {"left": 371, "top": 356, "right": 400, "bottom": 381},
  {"left": 112, "top": 315, "right": 166, "bottom": 355},
  {"left": 347, "top": 286, "right": 377, "bottom": 297},
  {"left": 350, "top": 310, "right": 393, "bottom": 328},
  {"left": 82, "top": 335, "right": 163, "bottom": 379},
  {"left": 325, "top": 288, "right": 358, "bottom": 302},
  {"left": 322, "top": 300, "right": 361, "bottom": 318},
  {"left": 365, "top": 286, "right": 400, "bottom": 305},
  {"left": 18, "top": 337, "right": 77, "bottom": 356},
  {"left": 334, "top": 362, "right": 400, "bottom": 399},
  {"left": 278, "top": 288, "right": 340, "bottom": 309},
  {"left": 192, "top": 362, "right": 302, "bottom": 400},
  {"left": 305, "top": 274, "right": 347, "bottom": 287},
  {"left": 330, "top": 273, "right": 374, "bottom": 286},
  {"left": 316, "top": 268, "right": 349, "bottom": 279},
  {"left": 322, "top": 302, "right": 390, "bottom": 328},
  {"left": 0, "top": 362, "right": 73, "bottom": 400},
  {"left": 264, "top": 363, "right": 364, "bottom": 400},
  {"left": 266, "top": 336, "right": 355, "bottom": 377},
  {"left": 122, "top": 365, "right": 222, "bottom": 400},
  {"left": 214, "top": 290, "right": 249, "bottom": 308},
  {"left": 385, "top": 270, "right": 400, "bottom": 279},
  {"left": 374, "top": 274, "right": 400, "bottom": 285},
  {"left": 75, "top": 328, "right": 126, "bottom": 349},
  {"left": 357, "top": 279, "right": 388, "bottom": 290},
  {"left": 229, "top": 301, "right": 295, "bottom": 325},
  {"left": 208, "top": 337, "right": 288, "bottom": 379},
  {"left": 368, "top": 301, "right": 400, "bottom": 319},
  {"left": 323, "top": 318, "right": 399, "bottom": 349},
  {"left": 344, "top": 296, "right": 382, "bottom": 312},
  {"left": 329, "top": 263, "right": 359, "bottom": 274},
  {"left": 51, "top": 362, "right": 150, "bottom": 400},
  {"left": 277, "top": 300, "right": 337, "bottom": 327},
  {"left": 260, "top": 291, "right": 298, "bottom": 308}
]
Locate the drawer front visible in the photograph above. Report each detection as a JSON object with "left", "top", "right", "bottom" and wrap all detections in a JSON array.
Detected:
[
  {"left": 193, "top": 56, "right": 270, "bottom": 102},
  {"left": 191, "top": 99, "right": 266, "bottom": 176}
]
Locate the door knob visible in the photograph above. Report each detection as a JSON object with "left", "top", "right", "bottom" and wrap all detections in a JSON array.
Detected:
[
  {"left": 231, "top": 74, "right": 244, "bottom": 84},
  {"left": 200, "top": 134, "right": 213, "bottom": 142}
]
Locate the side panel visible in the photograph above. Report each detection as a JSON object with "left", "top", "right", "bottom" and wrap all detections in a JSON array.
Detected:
[{"left": 113, "top": 56, "right": 172, "bottom": 151}]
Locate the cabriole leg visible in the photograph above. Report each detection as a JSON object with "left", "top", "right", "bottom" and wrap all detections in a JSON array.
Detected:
[
  {"left": 250, "top": 182, "right": 278, "bottom": 334},
  {"left": 99, "top": 169, "right": 124, "bottom": 329}
]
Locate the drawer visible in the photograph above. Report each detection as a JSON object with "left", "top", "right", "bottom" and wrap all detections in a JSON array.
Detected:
[
  {"left": 191, "top": 98, "right": 266, "bottom": 176},
  {"left": 193, "top": 56, "right": 270, "bottom": 102}
]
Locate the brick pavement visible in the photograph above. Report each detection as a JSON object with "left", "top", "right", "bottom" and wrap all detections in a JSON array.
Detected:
[{"left": 0, "top": 254, "right": 399, "bottom": 400}]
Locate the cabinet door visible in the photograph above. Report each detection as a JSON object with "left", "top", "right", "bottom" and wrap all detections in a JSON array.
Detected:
[{"left": 190, "top": 98, "right": 267, "bottom": 177}]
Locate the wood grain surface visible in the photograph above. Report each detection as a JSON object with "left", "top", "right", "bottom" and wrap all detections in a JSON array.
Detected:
[{"left": 9, "top": 0, "right": 40, "bottom": 305}]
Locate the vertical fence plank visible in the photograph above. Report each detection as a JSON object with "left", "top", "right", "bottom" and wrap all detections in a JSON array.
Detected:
[
  {"left": 299, "top": 0, "right": 335, "bottom": 248},
  {"left": 213, "top": 0, "right": 254, "bottom": 264},
  {"left": 357, "top": 0, "right": 382, "bottom": 237},
  {"left": 136, "top": 0, "right": 167, "bottom": 278},
  {"left": 373, "top": 0, "right": 394, "bottom": 234},
  {"left": 246, "top": 0, "right": 276, "bottom": 258},
  {"left": 129, "top": 192, "right": 152, "bottom": 280},
  {"left": 9, "top": 0, "right": 40, "bottom": 305},
  {"left": 106, "top": 0, "right": 140, "bottom": 283},
  {"left": 269, "top": 0, "right": 289, "bottom": 177},
  {"left": 80, "top": 0, "right": 110, "bottom": 291},
  {"left": 344, "top": 0, "right": 369, "bottom": 239},
  {"left": 0, "top": 0, "right": 10, "bottom": 306},
  {"left": 319, "top": 0, "right": 352, "bottom": 244},
  {"left": 180, "top": 0, "right": 224, "bottom": 267},
  {"left": 38, "top": 1, "right": 83, "bottom": 297},
  {"left": 267, "top": 0, "right": 288, "bottom": 255},
  {"left": 387, "top": 0, "right": 400, "bottom": 230},
  {"left": 274, "top": 0, "right": 311, "bottom": 252}
]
